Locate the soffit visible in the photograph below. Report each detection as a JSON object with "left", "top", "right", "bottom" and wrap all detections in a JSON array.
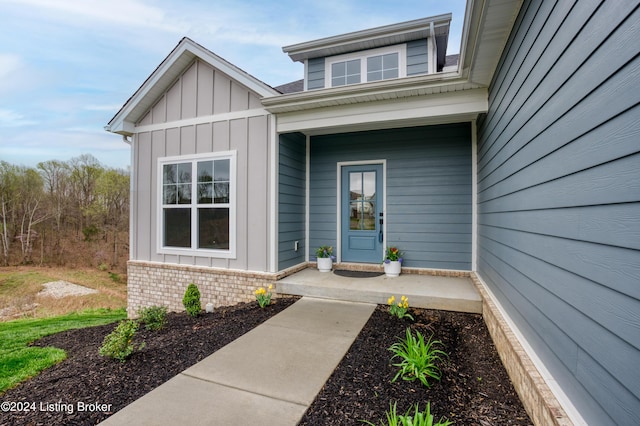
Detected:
[
  {"left": 262, "top": 73, "right": 481, "bottom": 114},
  {"left": 461, "top": 0, "right": 523, "bottom": 86}
]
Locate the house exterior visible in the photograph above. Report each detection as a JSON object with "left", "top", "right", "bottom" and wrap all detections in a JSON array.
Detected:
[{"left": 106, "top": 1, "right": 640, "bottom": 425}]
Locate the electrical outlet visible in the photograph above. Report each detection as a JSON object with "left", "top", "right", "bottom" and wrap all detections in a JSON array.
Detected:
[{"left": 294, "top": 241, "right": 299, "bottom": 251}]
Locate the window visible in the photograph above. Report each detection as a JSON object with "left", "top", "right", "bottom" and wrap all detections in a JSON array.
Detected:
[
  {"left": 326, "top": 45, "right": 406, "bottom": 88},
  {"left": 159, "top": 152, "right": 235, "bottom": 257},
  {"left": 367, "top": 53, "right": 399, "bottom": 81},
  {"left": 331, "top": 59, "right": 361, "bottom": 86}
]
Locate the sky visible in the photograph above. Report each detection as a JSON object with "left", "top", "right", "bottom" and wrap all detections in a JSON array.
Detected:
[{"left": 0, "top": 0, "right": 466, "bottom": 170}]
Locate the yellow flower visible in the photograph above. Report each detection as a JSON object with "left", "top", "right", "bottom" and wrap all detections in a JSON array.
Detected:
[
  {"left": 397, "top": 302, "right": 402, "bottom": 307},
  {"left": 268, "top": 284, "right": 273, "bottom": 291},
  {"left": 387, "top": 295, "right": 396, "bottom": 305}
]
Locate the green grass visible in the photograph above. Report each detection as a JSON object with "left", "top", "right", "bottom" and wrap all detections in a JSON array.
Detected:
[{"left": 0, "top": 308, "right": 126, "bottom": 393}]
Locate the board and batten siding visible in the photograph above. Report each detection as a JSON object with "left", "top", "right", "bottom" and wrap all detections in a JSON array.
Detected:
[
  {"left": 309, "top": 123, "right": 472, "bottom": 270},
  {"left": 476, "top": 1, "right": 640, "bottom": 424},
  {"left": 132, "top": 59, "right": 273, "bottom": 272},
  {"left": 278, "top": 132, "right": 307, "bottom": 270}
]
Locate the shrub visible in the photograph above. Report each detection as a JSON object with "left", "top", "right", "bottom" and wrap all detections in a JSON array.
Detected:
[
  {"left": 389, "top": 328, "right": 447, "bottom": 387},
  {"left": 362, "top": 401, "right": 452, "bottom": 426},
  {"left": 138, "top": 306, "right": 168, "bottom": 331},
  {"left": 99, "top": 320, "right": 145, "bottom": 362},
  {"left": 182, "top": 283, "right": 201, "bottom": 317}
]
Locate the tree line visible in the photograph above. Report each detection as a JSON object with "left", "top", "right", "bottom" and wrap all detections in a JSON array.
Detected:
[{"left": 0, "top": 154, "right": 129, "bottom": 268}]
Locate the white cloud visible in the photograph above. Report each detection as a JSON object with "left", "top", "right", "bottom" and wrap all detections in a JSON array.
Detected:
[
  {"left": 0, "top": 109, "right": 36, "bottom": 127},
  {"left": 3, "top": 0, "right": 183, "bottom": 33}
]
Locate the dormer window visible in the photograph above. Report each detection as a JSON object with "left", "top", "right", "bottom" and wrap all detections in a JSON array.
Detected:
[
  {"left": 367, "top": 53, "right": 399, "bottom": 81},
  {"left": 326, "top": 46, "right": 406, "bottom": 88},
  {"left": 331, "top": 59, "right": 361, "bottom": 86}
]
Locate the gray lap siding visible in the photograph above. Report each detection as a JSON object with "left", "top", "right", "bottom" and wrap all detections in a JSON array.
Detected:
[
  {"left": 476, "top": 1, "right": 640, "bottom": 424},
  {"left": 309, "top": 123, "right": 472, "bottom": 270}
]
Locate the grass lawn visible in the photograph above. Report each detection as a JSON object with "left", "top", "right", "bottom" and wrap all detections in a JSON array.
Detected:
[{"left": 0, "top": 308, "right": 126, "bottom": 393}]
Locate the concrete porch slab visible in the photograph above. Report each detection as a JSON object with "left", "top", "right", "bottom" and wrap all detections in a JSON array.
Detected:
[{"left": 277, "top": 267, "right": 482, "bottom": 314}]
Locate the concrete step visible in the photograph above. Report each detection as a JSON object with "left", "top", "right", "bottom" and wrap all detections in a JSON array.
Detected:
[{"left": 277, "top": 267, "right": 482, "bottom": 314}]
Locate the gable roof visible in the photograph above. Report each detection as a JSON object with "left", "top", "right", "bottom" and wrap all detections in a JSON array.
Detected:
[{"left": 105, "top": 37, "right": 279, "bottom": 136}]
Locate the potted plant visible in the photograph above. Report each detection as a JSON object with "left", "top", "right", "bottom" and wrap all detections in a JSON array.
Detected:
[
  {"left": 383, "top": 246, "right": 403, "bottom": 277},
  {"left": 315, "top": 246, "right": 335, "bottom": 272}
]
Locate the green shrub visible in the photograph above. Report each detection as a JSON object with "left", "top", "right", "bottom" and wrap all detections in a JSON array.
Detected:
[
  {"left": 389, "top": 328, "right": 447, "bottom": 387},
  {"left": 99, "top": 320, "right": 145, "bottom": 362},
  {"left": 138, "top": 306, "right": 168, "bottom": 331},
  {"left": 362, "top": 401, "right": 452, "bottom": 426},
  {"left": 182, "top": 283, "right": 201, "bottom": 317}
]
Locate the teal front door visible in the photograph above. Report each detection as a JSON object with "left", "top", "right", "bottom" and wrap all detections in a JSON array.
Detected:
[{"left": 341, "top": 164, "right": 383, "bottom": 263}]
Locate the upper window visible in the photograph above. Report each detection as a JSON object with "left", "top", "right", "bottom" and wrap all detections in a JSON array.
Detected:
[
  {"left": 326, "top": 45, "right": 406, "bottom": 88},
  {"left": 158, "top": 152, "right": 235, "bottom": 258},
  {"left": 331, "top": 59, "right": 361, "bottom": 86},
  {"left": 367, "top": 53, "right": 399, "bottom": 81}
]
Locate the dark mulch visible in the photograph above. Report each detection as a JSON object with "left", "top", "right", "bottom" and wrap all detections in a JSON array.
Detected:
[
  {"left": 299, "top": 306, "right": 532, "bottom": 425},
  {"left": 0, "top": 297, "right": 298, "bottom": 426},
  {"left": 1, "top": 299, "right": 532, "bottom": 426}
]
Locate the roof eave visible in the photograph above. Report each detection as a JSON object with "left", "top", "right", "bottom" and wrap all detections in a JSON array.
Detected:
[{"left": 283, "top": 14, "right": 452, "bottom": 63}]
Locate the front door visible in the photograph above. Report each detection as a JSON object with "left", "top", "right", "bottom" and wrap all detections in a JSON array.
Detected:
[{"left": 341, "top": 164, "right": 383, "bottom": 263}]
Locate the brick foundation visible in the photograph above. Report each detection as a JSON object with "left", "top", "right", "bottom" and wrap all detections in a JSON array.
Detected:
[
  {"left": 470, "top": 273, "right": 572, "bottom": 426},
  {"left": 126, "top": 260, "right": 303, "bottom": 317}
]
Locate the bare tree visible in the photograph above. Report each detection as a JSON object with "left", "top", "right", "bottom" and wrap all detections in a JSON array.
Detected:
[
  {"left": 38, "top": 160, "right": 71, "bottom": 264},
  {"left": 15, "top": 167, "right": 48, "bottom": 264},
  {"left": 0, "top": 161, "right": 18, "bottom": 266}
]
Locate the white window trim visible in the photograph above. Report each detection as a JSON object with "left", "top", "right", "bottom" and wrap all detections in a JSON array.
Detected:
[
  {"left": 157, "top": 151, "right": 237, "bottom": 259},
  {"left": 325, "top": 44, "right": 407, "bottom": 88}
]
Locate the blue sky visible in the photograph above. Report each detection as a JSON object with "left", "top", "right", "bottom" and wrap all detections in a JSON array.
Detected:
[{"left": 0, "top": 0, "right": 466, "bottom": 169}]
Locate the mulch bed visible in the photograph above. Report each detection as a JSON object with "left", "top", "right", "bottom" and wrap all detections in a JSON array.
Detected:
[
  {"left": 0, "top": 297, "right": 298, "bottom": 426},
  {"left": 299, "top": 306, "right": 532, "bottom": 425},
  {"left": 1, "top": 299, "right": 532, "bottom": 426}
]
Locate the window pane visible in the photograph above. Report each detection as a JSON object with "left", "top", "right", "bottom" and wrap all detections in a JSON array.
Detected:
[
  {"left": 383, "top": 68, "right": 399, "bottom": 79},
  {"left": 347, "top": 74, "right": 361, "bottom": 84},
  {"left": 214, "top": 183, "right": 229, "bottom": 203},
  {"left": 346, "top": 59, "right": 360, "bottom": 75},
  {"left": 368, "top": 70, "right": 382, "bottom": 81},
  {"left": 177, "top": 183, "right": 191, "bottom": 204},
  {"left": 367, "top": 56, "right": 382, "bottom": 72},
  {"left": 332, "top": 62, "right": 346, "bottom": 77},
  {"left": 349, "top": 201, "right": 362, "bottom": 230},
  {"left": 363, "top": 201, "right": 375, "bottom": 230},
  {"left": 163, "top": 185, "right": 177, "bottom": 204},
  {"left": 332, "top": 77, "right": 345, "bottom": 87},
  {"left": 198, "top": 161, "right": 213, "bottom": 182},
  {"left": 198, "top": 208, "right": 229, "bottom": 250},
  {"left": 214, "top": 159, "right": 230, "bottom": 181},
  {"left": 177, "top": 163, "right": 191, "bottom": 183},
  {"left": 163, "top": 164, "right": 176, "bottom": 184},
  {"left": 198, "top": 183, "right": 213, "bottom": 204},
  {"left": 363, "top": 172, "right": 376, "bottom": 198},
  {"left": 383, "top": 53, "right": 398, "bottom": 69},
  {"left": 164, "top": 208, "right": 191, "bottom": 248}
]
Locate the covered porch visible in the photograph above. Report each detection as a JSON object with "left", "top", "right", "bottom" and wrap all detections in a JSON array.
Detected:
[{"left": 277, "top": 264, "right": 482, "bottom": 314}]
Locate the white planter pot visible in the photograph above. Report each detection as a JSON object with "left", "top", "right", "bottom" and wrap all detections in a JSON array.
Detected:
[
  {"left": 317, "top": 257, "right": 333, "bottom": 272},
  {"left": 384, "top": 261, "right": 402, "bottom": 277}
]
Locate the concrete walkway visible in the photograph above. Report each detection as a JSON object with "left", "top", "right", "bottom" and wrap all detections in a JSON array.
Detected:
[{"left": 100, "top": 297, "right": 376, "bottom": 425}]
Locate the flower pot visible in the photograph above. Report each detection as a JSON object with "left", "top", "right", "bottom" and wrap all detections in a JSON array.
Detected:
[
  {"left": 317, "top": 257, "right": 333, "bottom": 272},
  {"left": 384, "top": 260, "right": 401, "bottom": 277}
]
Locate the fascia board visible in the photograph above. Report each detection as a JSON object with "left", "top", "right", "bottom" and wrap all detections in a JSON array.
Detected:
[
  {"left": 284, "top": 14, "right": 452, "bottom": 62},
  {"left": 275, "top": 88, "right": 488, "bottom": 134}
]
